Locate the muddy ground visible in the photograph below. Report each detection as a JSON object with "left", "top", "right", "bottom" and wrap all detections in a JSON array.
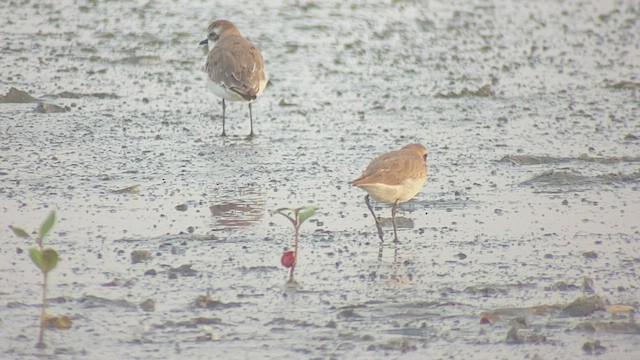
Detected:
[{"left": 1, "top": 0, "right": 639, "bottom": 359}]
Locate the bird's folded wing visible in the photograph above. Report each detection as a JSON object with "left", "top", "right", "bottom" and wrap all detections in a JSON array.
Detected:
[
  {"left": 206, "top": 38, "right": 264, "bottom": 100},
  {"left": 353, "top": 154, "right": 424, "bottom": 186}
]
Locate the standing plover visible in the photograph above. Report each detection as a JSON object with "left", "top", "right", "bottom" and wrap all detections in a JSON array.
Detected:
[
  {"left": 199, "top": 20, "right": 267, "bottom": 137},
  {"left": 351, "top": 144, "right": 428, "bottom": 243}
]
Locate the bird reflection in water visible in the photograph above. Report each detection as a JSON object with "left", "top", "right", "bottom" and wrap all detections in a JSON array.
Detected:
[{"left": 209, "top": 188, "right": 265, "bottom": 229}]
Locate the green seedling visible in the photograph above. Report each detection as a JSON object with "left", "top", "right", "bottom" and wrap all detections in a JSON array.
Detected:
[
  {"left": 272, "top": 206, "right": 317, "bottom": 284},
  {"left": 11, "top": 211, "right": 59, "bottom": 349}
]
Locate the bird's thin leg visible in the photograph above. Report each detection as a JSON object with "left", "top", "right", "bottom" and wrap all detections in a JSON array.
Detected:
[
  {"left": 248, "top": 103, "right": 254, "bottom": 138},
  {"left": 221, "top": 99, "right": 227, "bottom": 137},
  {"left": 365, "top": 195, "right": 384, "bottom": 242},
  {"left": 391, "top": 199, "right": 400, "bottom": 243}
]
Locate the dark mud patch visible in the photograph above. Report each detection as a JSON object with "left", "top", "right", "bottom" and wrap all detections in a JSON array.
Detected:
[
  {"left": 501, "top": 154, "right": 640, "bottom": 166},
  {"left": 609, "top": 80, "right": 640, "bottom": 90},
  {"left": 266, "top": 317, "right": 320, "bottom": 329},
  {"left": 575, "top": 321, "right": 640, "bottom": 335},
  {"left": 156, "top": 317, "right": 224, "bottom": 329},
  {"left": 194, "top": 295, "right": 242, "bottom": 310},
  {"left": 520, "top": 169, "right": 640, "bottom": 187},
  {"left": 520, "top": 169, "right": 592, "bottom": 186},
  {"left": 434, "top": 84, "right": 495, "bottom": 98},
  {"left": 366, "top": 338, "right": 417, "bottom": 353},
  {"left": 46, "top": 91, "right": 120, "bottom": 100},
  {"left": 78, "top": 295, "right": 138, "bottom": 310},
  {"left": 34, "top": 103, "right": 69, "bottom": 113},
  {"left": 0, "top": 87, "right": 40, "bottom": 103},
  {"left": 560, "top": 295, "right": 607, "bottom": 317}
]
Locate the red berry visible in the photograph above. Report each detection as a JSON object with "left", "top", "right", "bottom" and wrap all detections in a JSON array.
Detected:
[{"left": 281, "top": 251, "right": 295, "bottom": 268}]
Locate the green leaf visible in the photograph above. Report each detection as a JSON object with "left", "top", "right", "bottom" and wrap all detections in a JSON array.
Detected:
[
  {"left": 41, "top": 249, "right": 59, "bottom": 273},
  {"left": 297, "top": 206, "right": 317, "bottom": 225},
  {"left": 29, "top": 248, "right": 43, "bottom": 272},
  {"left": 272, "top": 208, "right": 290, "bottom": 216},
  {"left": 39, "top": 211, "right": 56, "bottom": 239},
  {"left": 28, "top": 248, "right": 58, "bottom": 273},
  {"left": 11, "top": 226, "right": 30, "bottom": 239},
  {"left": 273, "top": 208, "right": 296, "bottom": 226}
]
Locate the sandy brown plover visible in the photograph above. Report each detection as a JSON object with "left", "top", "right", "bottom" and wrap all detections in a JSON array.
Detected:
[
  {"left": 199, "top": 20, "right": 267, "bottom": 137},
  {"left": 352, "top": 143, "right": 428, "bottom": 243}
]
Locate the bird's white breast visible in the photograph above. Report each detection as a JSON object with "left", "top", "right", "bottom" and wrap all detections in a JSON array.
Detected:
[{"left": 356, "top": 177, "right": 426, "bottom": 204}]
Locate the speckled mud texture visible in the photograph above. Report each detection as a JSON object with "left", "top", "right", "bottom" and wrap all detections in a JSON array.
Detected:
[{"left": 1, "top": 0, "right": 640, "bottom": 359}]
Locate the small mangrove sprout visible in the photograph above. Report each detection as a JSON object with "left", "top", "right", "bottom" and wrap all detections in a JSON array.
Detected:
[
  {"left": 272, "top": 206, "right": 317, "bottom": 284},
  {"left": 11, "top": 211, "right": 60, "bottom": 349}
]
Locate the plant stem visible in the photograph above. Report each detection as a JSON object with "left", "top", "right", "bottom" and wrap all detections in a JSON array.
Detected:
[
  {"left": 289, "top": 224, "right": 300, "bottom": 283},
  {"left": 288, "top": 211, "right": 301, "bottom": 283},
  {"left": 37, "top": 270, "right": 48, "bottom": 348},
  {"left": 36, "top": 234, "right": 47, "bottom": 349}
]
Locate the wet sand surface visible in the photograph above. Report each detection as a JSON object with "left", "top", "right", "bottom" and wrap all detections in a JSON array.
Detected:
[{"left": 1, "top": 0, "right": 640, "bottom": 359}]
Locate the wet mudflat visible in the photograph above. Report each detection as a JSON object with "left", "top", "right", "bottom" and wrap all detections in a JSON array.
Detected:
[{"left": 1, "top": 0, "right": 640, "bottom": 359}]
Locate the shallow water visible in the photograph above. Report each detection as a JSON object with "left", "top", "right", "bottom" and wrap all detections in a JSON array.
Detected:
[{"left": 1, "top": 0, "right": 639, "bottom": 359}]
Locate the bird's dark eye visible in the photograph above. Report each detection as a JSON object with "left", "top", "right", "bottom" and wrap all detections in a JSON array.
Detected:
[{"left": 423, "top": 154, "right": 428, "bottom": 161}]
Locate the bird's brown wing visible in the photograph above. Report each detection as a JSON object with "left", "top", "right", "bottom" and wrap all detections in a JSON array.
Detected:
[
  {"left": 206, "top": 36, "right": 266, "bottom": 100},
  {"left": 352, "top": 150, "right": 426, "bottom": 186}
]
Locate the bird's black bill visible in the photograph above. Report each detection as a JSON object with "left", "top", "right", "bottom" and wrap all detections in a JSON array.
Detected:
[{"left": 199, "top": 39, "right": 208, "bottom": 46}]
